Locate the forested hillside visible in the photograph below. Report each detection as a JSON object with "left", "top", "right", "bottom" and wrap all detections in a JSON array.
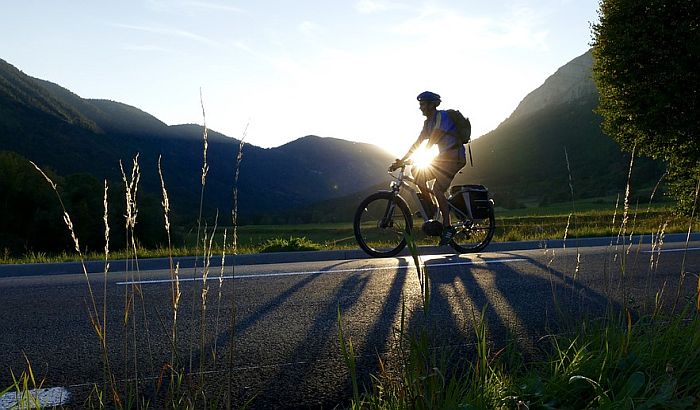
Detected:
[
  {"left": 457, "top": 50, "right": 663, "bottom": 208},
  {"left": 0, "top": 58, "right": 394, "bottom": 220}
]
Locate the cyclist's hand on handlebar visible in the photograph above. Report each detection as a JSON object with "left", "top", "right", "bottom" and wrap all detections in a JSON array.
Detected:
[{"left": 388, "top": 158, "right": 403, "bottom": 172}]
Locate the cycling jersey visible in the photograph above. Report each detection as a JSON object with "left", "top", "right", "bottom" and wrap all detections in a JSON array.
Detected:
[{"left": 421, "top": 110, "right": 467, "bottom": 159}]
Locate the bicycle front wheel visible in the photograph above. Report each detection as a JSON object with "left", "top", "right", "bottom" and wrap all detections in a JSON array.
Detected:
[
  {"left": 353, "top": 192, "right": 413, "bottom": 257},
  {"left": 449, "top": 200, "right": 495, "bottom": 253}
]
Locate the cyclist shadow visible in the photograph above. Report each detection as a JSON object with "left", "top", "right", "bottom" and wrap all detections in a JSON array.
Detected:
[
  {"left": 254, "top": 257, "right": 413, "bottom": 408},
  {"left": 186, "top": 251, "right": 627, "bottom": 408},
  {"left": 402, "top": 252, "right": 627, "bottom": 360}
]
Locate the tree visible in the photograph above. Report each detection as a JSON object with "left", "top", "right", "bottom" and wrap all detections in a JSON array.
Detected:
[
  {"left": 0, "top": 151, "right": 68, "bottom": 255},
  {"left": 592, "top": 0, "right": 700, "bottom": 211}
]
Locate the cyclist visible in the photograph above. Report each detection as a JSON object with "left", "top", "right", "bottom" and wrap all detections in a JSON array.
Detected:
[{"left": 390, "top": 91, "right": 467, "bottom": 245}]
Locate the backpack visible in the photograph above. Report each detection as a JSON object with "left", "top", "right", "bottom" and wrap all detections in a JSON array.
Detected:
[
  {"left": 446, "top": 109, "right": 471, "bottom": 144},
  {"left": 446, "top": 109, "right": 474, "bottom": 166}
]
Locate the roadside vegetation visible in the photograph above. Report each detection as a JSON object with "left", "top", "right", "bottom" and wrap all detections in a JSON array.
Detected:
[
  {"left": 337, "top": 165, "right": 700, "bottom": 408},
  {"left": 2, "top": 105, "right": 253, "bottom": 408},
  {"left": 2, "top": 201, "right": 696, "bottom": 264},
  {"left": 339, "top": 302, "right": 700, "bottom": 409}
]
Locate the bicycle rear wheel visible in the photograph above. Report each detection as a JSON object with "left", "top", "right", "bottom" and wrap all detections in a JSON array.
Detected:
[
  {"left": 353, "top": 192, "right": 412, "bottom": 257},
  {"left": 449, "top": 200, "right": 495, "bottom": 253}
]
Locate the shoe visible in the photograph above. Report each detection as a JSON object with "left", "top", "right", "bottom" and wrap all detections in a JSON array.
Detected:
[{"left": 439, "top": 226, "right": 456, "bottom": 246}]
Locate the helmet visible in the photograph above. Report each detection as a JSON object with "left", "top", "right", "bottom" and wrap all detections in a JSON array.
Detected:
[{"left": 417, "top": 91, "right": 441, "bottom": 102}]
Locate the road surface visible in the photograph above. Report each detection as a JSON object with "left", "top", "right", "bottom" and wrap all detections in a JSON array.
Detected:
[{"left": 0, "top": 238, "right": 698, "bottom": 408}]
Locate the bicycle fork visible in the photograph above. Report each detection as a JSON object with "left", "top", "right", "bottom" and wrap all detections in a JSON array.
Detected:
[{"left": 379, "top": 196, "right": 397, "bottom": 229}]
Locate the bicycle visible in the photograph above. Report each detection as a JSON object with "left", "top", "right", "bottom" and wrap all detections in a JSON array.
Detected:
[{"left": 353, "top": 159, "right": 495, "bottom": 257}]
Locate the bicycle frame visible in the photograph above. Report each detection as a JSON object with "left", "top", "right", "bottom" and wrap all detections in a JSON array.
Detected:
[{"left": 388, "top": 165, "right": 471, "bottom": 227}]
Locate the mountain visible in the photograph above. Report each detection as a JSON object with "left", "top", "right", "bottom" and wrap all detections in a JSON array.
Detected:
[
  {"left": 36, "top": 78, "right": 170, "bottom": 136},
  {"left": 505, "top": 51, "right": 597, "bottom": 123},
  {"left": 456, "top": 50, "right": 663, "bottom": 207},
  {"left": 0, "top": 58, "right": 394, "bottom": 223},
  {"left": 0, "top": 50, "right": 665, "bottom": 229}
]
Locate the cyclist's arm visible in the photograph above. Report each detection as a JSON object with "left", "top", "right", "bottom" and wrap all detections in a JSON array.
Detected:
[{"left": 400, "top": 136, "right": 426, "bottom": 161}]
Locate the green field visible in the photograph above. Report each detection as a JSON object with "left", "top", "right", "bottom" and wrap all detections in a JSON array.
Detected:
[
  {"left": 2, "top": 198, "right": 697, "bottom": 265},
  {"left": 161, "top": 202, "right": 698, "bottom": 257}
]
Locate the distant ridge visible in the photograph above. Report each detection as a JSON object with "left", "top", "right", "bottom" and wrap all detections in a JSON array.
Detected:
[
  {"left": 0, "top": 57, "right": 394, "bottom": 222},
  {"left": 458, "top": 49, "right": 662, "bottom": 208},
  {"left": 506, "top": 51, "right": 596, "bottom": 123},
  {"left": 0, "top": 59, "right": 98, "bottom": 131}
]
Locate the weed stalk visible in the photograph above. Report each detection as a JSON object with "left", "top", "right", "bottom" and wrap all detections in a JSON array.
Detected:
[
  {"left": 226, "top": 128, "right": 247, "bottom": 409},
  {"left": 190, "top": 88, "right": 210, "bottom": 372},
  {"left": 30, "top": 161, "right": 120, "bottom": 403},
  {"left": 673, "top": 169, "right": 700, "bottom": 313}
]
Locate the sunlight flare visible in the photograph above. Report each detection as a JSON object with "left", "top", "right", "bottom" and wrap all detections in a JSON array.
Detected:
[{"left": 409, "top": 141, "right": 439, "bottom": 170}]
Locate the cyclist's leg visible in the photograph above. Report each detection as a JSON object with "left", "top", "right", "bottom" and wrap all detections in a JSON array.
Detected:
[
  {"left": 432, "top": 159, "right": 464, "bottom": 227},
  {"left": 432, "top": 180, "right": 450, "bottom": 224},
  {"left": 413, "top": 168, "right": 435, "bottom": 208},
  {"left": 433, "top": 166, "right": 461, "bottom": 245}
]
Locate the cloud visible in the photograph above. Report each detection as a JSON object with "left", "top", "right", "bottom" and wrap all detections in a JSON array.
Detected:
[
  {"left": 355, "top": 0, "right": 389, "bottom": 13},
  {"left": 178, "top": 0, "right": 244, "bottom": 13},
  {"left": 389, "top": 4, "right": 549, "bottom": 52},
  {"left": 233, "top": 40, "right": 306, "bottom": 75},
  {"left": 121, "top": 44, "right": 180, "bottom": 54},
  {"left": 298, "top": 21, "right": 322, "bottom": 37},
  {"left": 146, "top": 0, "right": 244, "bottom": 14},
  {"left": 110, "top": 23, "right": 220, "bottom": 46},
  {"left": 355, "top": 0, "right": 408, "bottom": 14}
]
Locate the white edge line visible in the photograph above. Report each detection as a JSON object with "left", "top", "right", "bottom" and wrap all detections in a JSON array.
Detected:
[
  {"left": 116, "top": 258, "right": 528, "bottom": 286},
  {"left": 642, "top": 247, "right": 700, "bottom": 254}
]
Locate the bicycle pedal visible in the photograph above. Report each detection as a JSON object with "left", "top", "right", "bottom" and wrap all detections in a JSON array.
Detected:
[{"left": 421, "top": 220, "right": 443, "bottom": 236}]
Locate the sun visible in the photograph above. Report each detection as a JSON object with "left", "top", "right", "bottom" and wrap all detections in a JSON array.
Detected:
[{"left": 410, "top": 141, "right": 439, "bottom": 170}]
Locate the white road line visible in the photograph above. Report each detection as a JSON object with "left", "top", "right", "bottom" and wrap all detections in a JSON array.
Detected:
[
  {"left": 0, "top": 387, "right": 71, "bottom": 409},
  {"left": 0, "top": 358, "right": 307, "bottom": 409},
  {"left": 642, "top": 247, "right": 700, "bottom": 254},
  {"left": 116, "top": 258, "right": 528, "bottom": 286}
]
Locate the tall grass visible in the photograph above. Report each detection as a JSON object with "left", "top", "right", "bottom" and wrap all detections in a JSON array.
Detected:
[
  {"left": 6, "top": 96, "right": 252, "bottom": 408},
  {"left": 404, "top": 231, "right": 430, "bottom": 315},
  {"left": 29, "top": 161, "right": 122, "bottom": 405},
  {"left": 188, "top": 89, "right": 210, "bottom": 374},
  {"left": 673, "top": 173, "right": 700, "bottom": 313},
  {"left": 158, "top": 155, "right": 181, "bottom": 375},
  {"left": 0, "top": 356, "right": 44, "bottom": 408}
]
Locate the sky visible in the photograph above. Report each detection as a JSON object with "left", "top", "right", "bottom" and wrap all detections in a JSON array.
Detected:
[{"left": 1, "top": 0, "right": 599, "bottom": 157}]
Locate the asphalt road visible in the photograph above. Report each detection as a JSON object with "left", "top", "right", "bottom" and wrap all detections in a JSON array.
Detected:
[{"left": 1, "top": 237, "right": 699, "bottom": 408}]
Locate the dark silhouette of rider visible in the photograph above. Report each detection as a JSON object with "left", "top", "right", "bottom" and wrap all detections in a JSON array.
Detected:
[{"left": 390, "top": 91, "right": 467, "bottom": 245}]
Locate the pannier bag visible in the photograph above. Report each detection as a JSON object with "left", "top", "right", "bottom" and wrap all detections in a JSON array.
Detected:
[{"left": 448, "top": 185, "right": 490, "bottom": 219}]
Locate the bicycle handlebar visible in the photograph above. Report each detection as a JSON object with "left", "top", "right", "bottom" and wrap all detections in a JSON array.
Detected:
[{"left": 388, "top": 158, "right": 413, "bottom": 172}]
